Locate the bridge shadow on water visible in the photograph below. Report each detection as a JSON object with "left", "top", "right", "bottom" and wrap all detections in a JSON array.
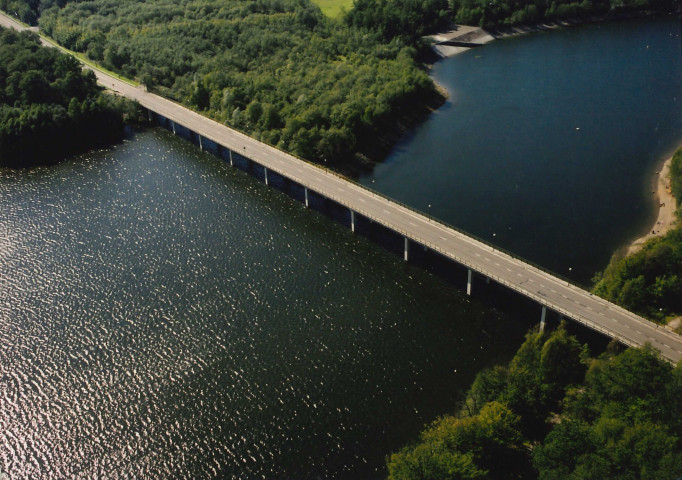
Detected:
[{"left": 155, "top": 114, "right": 612, "bottom": 356}]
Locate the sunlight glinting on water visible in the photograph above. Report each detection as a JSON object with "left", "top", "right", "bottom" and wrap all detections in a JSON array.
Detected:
[{"left": 0, "top": 131, "right": 526, "bottom": 479}]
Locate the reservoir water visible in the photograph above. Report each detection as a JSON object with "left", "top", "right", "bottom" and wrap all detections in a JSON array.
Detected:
[
  {"left": 0, "top": 15, "right": 680, "bottom": 480},
  {"left": 361, "top": 15, "right": 682, "bottom": 284},
  {"left": 0, "top": 130, "right": 528, "bottom": 479}
]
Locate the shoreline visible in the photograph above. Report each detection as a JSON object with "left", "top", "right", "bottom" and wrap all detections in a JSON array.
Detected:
[
  {"left": 427, "top": 10, "right": 679, "bottom": 59},
  {"left": 625, "top": 152, "right": 679, "bottom": 255},
  {"left": 424, "top": 16, "right": 681, "bottom": 261}
]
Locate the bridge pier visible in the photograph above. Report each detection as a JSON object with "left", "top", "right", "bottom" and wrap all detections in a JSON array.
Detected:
[
  {"left": 350, "top": 210, "right": 356, "bottom": 233},
  {"left": 404, "top": 237, "right": 409, "bottom": 261},
  {"left": 264, "top": 167, "right": 269, "bottom": 186},
  {"left": 540, "top": 306, "right": 547, "bottom": 332},
  {"left": 72, "top": 78, "right": 681, "bottom": 362},
  {"left": 198, "top": 135, "right": 203, "bottom": 151}
]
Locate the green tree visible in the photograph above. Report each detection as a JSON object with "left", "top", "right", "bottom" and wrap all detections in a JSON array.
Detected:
[{"left": 0, "top": 27, "right": 126, "bottom": 167}]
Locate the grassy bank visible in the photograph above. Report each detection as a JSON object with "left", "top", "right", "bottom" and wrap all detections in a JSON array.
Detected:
[{"left": 310, "top": 0, "right": 354, "bottom": 18}]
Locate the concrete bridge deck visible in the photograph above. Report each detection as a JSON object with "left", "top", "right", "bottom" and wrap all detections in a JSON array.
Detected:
[
  {"left": 89, "top": 71, "right": 682, "bottom": 364},
  {"left": 3, "top": 12, "right": 681, "bottom": 363}
]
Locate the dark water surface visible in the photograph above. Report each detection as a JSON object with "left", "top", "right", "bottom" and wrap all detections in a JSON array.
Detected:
[
  {"left": 0, "top": 130, "right": 528, "bottom": 479},
  {"left": 361, "top": 15, "right": 682, "bottom": 284}
]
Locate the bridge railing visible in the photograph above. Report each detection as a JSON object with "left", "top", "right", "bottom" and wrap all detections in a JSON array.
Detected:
[
  {"left": 145, "top": 87, "right": 586, "bottom": 290},
  {"left": 306, "top": 165, "right": 588, "bottom": 289}
]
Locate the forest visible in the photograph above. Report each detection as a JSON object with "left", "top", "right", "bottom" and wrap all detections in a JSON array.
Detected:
[
  {"left": 9, "top": 0, "right": 443, "bottom": 171},
  {"left": 593, "top": 148, "right": 682, "bottom": 327},
  {"left": 387, "top": 326, "right": 682, "bottom": 479},
  {"left": 0, "top": 27, "right": 133, "bottom": 167}
]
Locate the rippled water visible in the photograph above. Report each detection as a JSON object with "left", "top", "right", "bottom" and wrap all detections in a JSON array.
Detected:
[{"left": 0, "top": 129, "right": 529, "bottom": 479}]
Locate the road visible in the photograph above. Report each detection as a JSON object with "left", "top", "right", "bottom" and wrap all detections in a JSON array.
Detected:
[{"left": 3, "top": 11, "right": 681, "bottom": 363}]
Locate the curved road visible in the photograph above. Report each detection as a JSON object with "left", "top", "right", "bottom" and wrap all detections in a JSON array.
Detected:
[{"left": 3, "top": 12, "right": 681, "bottom": 363}]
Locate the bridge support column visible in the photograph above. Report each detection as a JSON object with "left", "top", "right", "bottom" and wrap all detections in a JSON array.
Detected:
[
  {"left": 264, "top": 167, "right": 269, "bottom": 186},
  {"left": 350, "top": 210, "right": 356, "bottom": 233},
  {"left": 540, "top": 306, "right": 547, "bottom": 332},
  {"left": 404, "top": 237, "right": 409, "bottom": 261},
  {"left": 486, "top": 277, "right": 490, "bottom": 285},
  {"left": 198, "top": 135, "right": 203, "bottom": 151},
  {"left": 147, "top": 109, "right": 152, "bottom": 123},
  {"left": 171, "top": 120, "right": 176, "bottom": 135},
  {"left": 229, "top": 150, "right": 233, "bottom": 166},
  {"left": 304, "top": 187, "right": 309, "bottom": 208},
  {"left": 467, "top": 268, "right": 472, "bottom": 295}
]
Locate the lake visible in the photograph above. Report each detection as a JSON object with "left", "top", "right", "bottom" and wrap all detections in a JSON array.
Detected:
[
  {"left": 361, "top": 15, "right": 682, "bottom": 284},
  {"left": 0, "top": 129, "right": 529, "bottom": 479}
]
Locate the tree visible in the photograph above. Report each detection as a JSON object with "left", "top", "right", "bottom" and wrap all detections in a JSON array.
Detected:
[
  {"left": 0, "top": 27, "right": 126, "bottom": 167},
  {"left": 387, "top": 446, "right": 487, "bottom": 480}
]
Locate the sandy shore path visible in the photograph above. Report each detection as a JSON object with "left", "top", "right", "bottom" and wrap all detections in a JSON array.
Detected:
[{"left": 627, "top": 154, "right": 678, "bottom": 255}]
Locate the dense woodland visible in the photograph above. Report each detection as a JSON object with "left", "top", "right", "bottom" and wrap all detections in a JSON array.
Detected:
[
  {"left": 594, "top": 148, "right": 682, "bottom": 326},
  {"left": 0, "top": 27, "right": 132, "bottom": 167},
  {"left": 387, "top": 326, "right": 682, "bottom": 479},
  {"left": 345, "top": 0, "right": 450, "bottom": 41},
  {"left": 10, "top": 0, "right": 442, "bottom": 170}
]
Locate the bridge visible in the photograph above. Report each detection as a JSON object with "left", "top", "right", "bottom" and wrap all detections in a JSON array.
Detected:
[{"left": 3, "top": 13, "right": 682, "bottom": 363}]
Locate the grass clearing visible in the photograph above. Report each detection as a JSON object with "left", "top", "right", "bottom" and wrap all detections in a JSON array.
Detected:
[{"left": 310, "top": 0, "right": 354, "bottom": 19}]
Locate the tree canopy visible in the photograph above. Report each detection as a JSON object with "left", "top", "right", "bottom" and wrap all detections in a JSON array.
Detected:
[
  {"left": 533, "top": 345, "right": 682, "bottom": 479},
  {"left": 452, "top": 0, "right": 680, "bottom": 29},
  {"left": 388, "top": 324, "right": 682, "bottom": 479},
  {"left": 0, "top": 27, "right": 130, "bottom": 167},
  {"left": 388, "top": 325, "right": 587, "bottom": 479},
  {"left": 345, "top": 0, "right": 449, "bottom": 42},
  {"left": 30, "top": 0, "right": 443, "bottom": 169}
]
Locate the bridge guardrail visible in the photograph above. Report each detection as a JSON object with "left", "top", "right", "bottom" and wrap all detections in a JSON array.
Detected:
[
  {"left": 96, "top": 70, "right": 682, "bottom": 360},
  {"left": 155, "top": 107, "right": 587, "bottom": 290}
]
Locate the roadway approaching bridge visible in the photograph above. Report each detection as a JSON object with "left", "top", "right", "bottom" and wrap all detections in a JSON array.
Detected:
[{"left": 3, "top": 12, "right": 681, "bottom": 363}]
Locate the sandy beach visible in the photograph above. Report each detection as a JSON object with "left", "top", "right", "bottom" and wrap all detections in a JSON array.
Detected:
[{"left": 626, "top": 154, "right": 678, "bottom": 255}]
